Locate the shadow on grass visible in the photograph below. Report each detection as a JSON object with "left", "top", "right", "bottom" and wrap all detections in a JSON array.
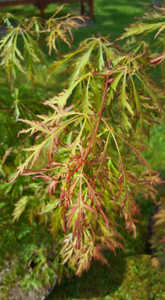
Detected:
[{"left": 48, "top": 249, "right": 126, "bottom": 300}]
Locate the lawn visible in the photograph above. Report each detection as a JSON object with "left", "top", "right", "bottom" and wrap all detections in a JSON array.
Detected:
[
  {"left": 1, "top": 1, "right": 165, "bottom": 300},
  {"left": 1, "top": 0, "right": 154, "bottom": 42}
]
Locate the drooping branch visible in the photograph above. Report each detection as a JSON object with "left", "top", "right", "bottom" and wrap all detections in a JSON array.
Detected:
[{"left": 66, "top": 64, "right": 110, "bottom": 180}]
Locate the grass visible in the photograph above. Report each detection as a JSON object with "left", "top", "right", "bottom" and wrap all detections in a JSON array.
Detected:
[
  {"left": 0, "top": 0, "right": 155, "bottom": 42},
  {"left": 1, "top": 1, "right": 165, "bottom": 299},
  {"left": 48, "top": 255, "right": 165, "bottom": 300}
]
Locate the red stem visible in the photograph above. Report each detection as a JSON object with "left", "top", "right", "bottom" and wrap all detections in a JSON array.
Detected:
[
  {"left": 66, "top": 63, "right": 110, "bottom": 181},
  {"left": 93, "top": 54, "right": 164, "bottom": 80}
]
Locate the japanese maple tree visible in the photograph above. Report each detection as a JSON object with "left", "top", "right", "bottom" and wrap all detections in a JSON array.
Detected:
[{"left": 1, "top": 5, "right": 165, "bottom": 293}]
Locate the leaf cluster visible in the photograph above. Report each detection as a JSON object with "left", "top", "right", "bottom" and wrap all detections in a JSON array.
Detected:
[{"left": 0, "top": 6, "right": 83, "bottom": 89}]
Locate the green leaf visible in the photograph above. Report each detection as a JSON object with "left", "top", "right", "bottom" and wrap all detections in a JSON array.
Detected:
[
  {"left": 69, "top": 40, "right": 98, "bottom": 86},
  {"left": 107, "top": 70, "right": 125, "bottom": 104},
  {"left": 47, "top": 73, "right": 91, "bottom": 107},
  {"left": 130, "top": 75, "right": 142, "bottom": 115},
  {"left": 40, "top": 203, "right": 55, "bottom": 214},
  {"left": 14, "top": 102, "right": 20, "bottom": 119},
  {"left": 12, "top": 196, "right": 29, "bottom": 222},
  {"left": 119, "top": 22, "right": 164, "bottom": 40},
  {"left": 112, "top": 71, "right": 125, "bottom": 92},
  {"left": 83, "top": 76, "right": 93, "bottom": 114},
  {"left": 97, "top": 44, "right": 105, "bottom": 71}
]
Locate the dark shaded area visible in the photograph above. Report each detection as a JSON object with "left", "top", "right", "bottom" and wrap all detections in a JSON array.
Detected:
[{"left": 48, "top": 249, "right": 126, "bottom": 300}]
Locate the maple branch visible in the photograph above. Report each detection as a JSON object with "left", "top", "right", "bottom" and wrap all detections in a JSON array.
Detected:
[
  {"left": 93, "top": 53, "right": 164, "bottom": 82},
  {"left": 83, "top": 69, "right": 110, "bottom": 160},
  {"left": 26, "top": 17, "right": 35, "bottom": 31},
  {"left": 66, "top": 62, "right": 110, "bottom": 181},
  {"left": 89, "top": 223, "right": 96, "bottom": 241}
]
